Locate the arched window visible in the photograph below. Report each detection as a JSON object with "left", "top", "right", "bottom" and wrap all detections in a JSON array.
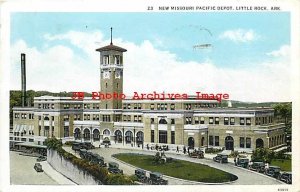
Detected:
[
  {"left": 103, "top": 129, "right": 110, "bottom": 135},
  {"left": 159, "top": 118, "right": 167, "bottom": 124}
]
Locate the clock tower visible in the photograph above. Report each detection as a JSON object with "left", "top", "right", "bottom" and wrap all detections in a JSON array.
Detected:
[{"left": 96, "top": 28, "right": 127, "bottom": 110}]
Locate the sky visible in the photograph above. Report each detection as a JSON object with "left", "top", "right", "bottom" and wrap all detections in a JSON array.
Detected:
[{"left": 10, "top": 12, "right": 291, "bottom": 102}]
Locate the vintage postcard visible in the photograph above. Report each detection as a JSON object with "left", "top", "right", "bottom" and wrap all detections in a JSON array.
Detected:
[{"left": 0, "top": 0, "right": 299, "bottom": 192}]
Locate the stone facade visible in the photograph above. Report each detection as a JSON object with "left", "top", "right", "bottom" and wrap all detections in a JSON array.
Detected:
[{"left": 11, "top": 40, "right": 286, "bottom": 152}]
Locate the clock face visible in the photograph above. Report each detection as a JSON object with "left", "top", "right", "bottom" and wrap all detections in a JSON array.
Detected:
[
  {"left": 115, "top": 70, "right": 121, "bottom": 79},
  {"left": 103, "top": 71, "right": 110, "bottom": 79}
]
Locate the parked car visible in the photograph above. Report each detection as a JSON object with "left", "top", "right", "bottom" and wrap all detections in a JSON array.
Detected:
[
  {"left": 135, "top": 169, "right": 147, "bottom": 183},
  {"left": 36, "top": 156, "right": 47, "bottom": 162},
  {"left": 72, "top": 142, "right": 82, "bottom": 151},
  {"left": 82, "top": 142, "right": 95, "bottom": 150},
  {"left": 265, "top": 166, "right": 281, "bottom": 178},
  {"left": 90, "top": 154, "right": 107, "bottom": 167},
  {"left": 279, "top": 172, "right": 292, "bottom": 184},
  {"left": 236, "top": 158, "right": 249, "bottom": 168},
  {"left": 34, "top": 163, "right": 43, "bottom": 172},
  {"left": 213, "top": 154, "right": 228, "bottom": 163},
  {"left": 189, "top": 150, "right": 204, "bottom": 159},
  {"left": 148, "top": 172, "right": 168, "bottom": 185},
  {"left": 79, "top": 149, "right": 88, "bottom": 159},
  {"left": 249, "top": 162, "right": 265, "bottom": 173},
  {"left": 108, "top": 162, "right": 123, "bottom": 174}
]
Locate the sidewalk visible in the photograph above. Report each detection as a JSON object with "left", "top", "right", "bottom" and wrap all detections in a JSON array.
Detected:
[{"left": 40, "top": 161, "right": 77, "bottom": 185}]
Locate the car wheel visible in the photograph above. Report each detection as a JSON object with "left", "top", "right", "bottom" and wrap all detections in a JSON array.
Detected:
[{"left": 149, "top": 180, "right": 152, "bottom": 185}]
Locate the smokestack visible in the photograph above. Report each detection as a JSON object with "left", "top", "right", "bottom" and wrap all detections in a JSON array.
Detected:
[{"left": 21, "top": 53, "right": 26, "bottom": 107}]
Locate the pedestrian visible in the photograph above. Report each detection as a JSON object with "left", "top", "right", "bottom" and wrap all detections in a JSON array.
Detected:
[
  {"left": 176, "top": 146, "right": 179, "bottom": 153},
  {"left": 234, "top": 157, "right": 237, "bottom": 166},
  {"left": 147, "top": 144, "right": 149, "bottom": 150},
  {"left": 187, "top": 147, "right": 190, "bottom": 155},
  {"left": 183, "top": 146, "right": 186, "bottom": 154}
]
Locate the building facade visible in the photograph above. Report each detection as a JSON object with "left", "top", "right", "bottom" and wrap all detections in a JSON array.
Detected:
[{"left": 11, "top": 40, "right": 286, "bottom": 152}]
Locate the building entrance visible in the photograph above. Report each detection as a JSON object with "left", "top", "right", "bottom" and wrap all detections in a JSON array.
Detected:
[{"left": 225, "top": 136, "right": 234, "bottom": 150}]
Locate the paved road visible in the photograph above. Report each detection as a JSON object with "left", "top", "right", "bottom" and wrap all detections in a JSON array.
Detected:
[
  {"left": 10, "top": 151, "right": 58, "bottom": 185},
  {"left": 64, "top": 146, "right": 283, "bottom": 185}
]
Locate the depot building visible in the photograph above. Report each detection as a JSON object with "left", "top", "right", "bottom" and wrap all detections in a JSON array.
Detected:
[{"left": 11, "top": 36, "right": 286, "bottom": 152}]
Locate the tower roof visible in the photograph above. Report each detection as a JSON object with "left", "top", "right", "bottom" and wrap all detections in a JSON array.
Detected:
[
  {"left": 95, "top": 44, "right": 127, "bottom": 52},
  {"left": 95, "top": 27, "right": 127, "bottom": 52}
]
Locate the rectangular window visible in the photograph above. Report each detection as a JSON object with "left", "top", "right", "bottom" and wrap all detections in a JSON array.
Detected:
[
  {"left": 138, "top": 103, "right": 142, "bottom": 109},
  {"left": 215, "top": 117, "right": 219, "bottom": 125},
  {"left": 200, "top": 117, "right": 205, "bottom": 124},
  {"left": 224, "top": 117, "right": 229, "bottom": 125},
  {"left": 150, "top": 104, "right": 154, "bottom": 110},
  {"left": 246, "top": 118, "right": 251, "bottom": 125},
  {"left": 215, "top": 136, "right": 219, "bottom": 146},
  {"left": 171, "top": 118, "right": 175, "bottom": 124},
  {"left": 230, "top": 117, "right": 235, "bottom": 125},
  {"left": 138, "top": 115, "right": 142, "bottom": 122},
  {"left": 159, "top": 131, "right": 167, "bottom": 144},
  {"left": 240, "top": 137, "right": 245, "bottom": 148},
  {"left": 195, "top": 117, "right": 199, "bottom": 124},
  {"left": 151, "top": 118, "right": 154, "bottom": 124},
  {"left": 240, "top": 117, "right": 245, "bottom": 125},
  {"left": 209, "top": 117, "right": 214, "bottom": 124},
  {"left": 63, "top": 115, "right": 69, "bottom": 121},
  {"left": 246, "top": 137, "right": 251, "bottom": 148},
  {"left": 171, "top": 131, "right": 175, "bottom": 144},
  {"left": 134, "top": 115, "right": 138, "bottom": 122},
  {"left": 151, "top": 130, "right": 154, "bottom": 143},
  {"left": 170, "top": 103, "right": 175, "bottom": 110},
  {"left": 64, "top": 126, "right": 69, "bottom": 137},
  {"left": 185, "top": 117, "right": 192, "bottom": 124},
  {"left": 209, "top": 136, "right": 214, "bottom": 146},
  {"left": 157, "top": 104, "right": 160, "bottom": 110}
]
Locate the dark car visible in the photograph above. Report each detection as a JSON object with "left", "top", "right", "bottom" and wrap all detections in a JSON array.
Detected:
[
  {"left": 213, "top": 154, "right": 228, "bottom": 163},
  {"left": 72, "top": 142, "right": 82, "bottom": 151},
  {"left": 249, "top": 162, "right": 265, "bottom": 173},
  {"left": 90, "top": 154, "right": 107, "bottom": 167},
  {"left": 79, "top": 149, "right": 88, "bottom": 159},
  {"left": 108, "top": 162, "right": 123, "bottom": 174},
  {"left": 82, "top": 142, "right": 95, "bottom": 150},
  {"left": 265, "top": 166, "right": 281, "bottom": 178},
  {"left": 236, "top": 158, "right": 249, "bottom": 168},
  {"left": 34, "top": 163, "right": 43, "bottom": 172},
  {"left": 135, "top": 169, "right": 147, "bottom": 183},
  {"left": 189, "top": 150, "right": 204, "bottom": 159},
  {"left": 279, "top": 172, "right": 292, "bottom": 184},
  {"left": 148, "top": 172, "right": 168, "bottom": 185},
  {"left": 36, "top": 156, "right": 47, "bottom": 162}
]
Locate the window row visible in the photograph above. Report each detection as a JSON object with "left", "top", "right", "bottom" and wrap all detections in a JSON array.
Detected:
[
  {"left": 193, "top": 117, "right": 252, "bottom": 125},
  {"left": 14, "top": 113, "right": 34, "bottom": 120},
  {"left": 38, "top": 103, "right": 55, "bottom": 109}
]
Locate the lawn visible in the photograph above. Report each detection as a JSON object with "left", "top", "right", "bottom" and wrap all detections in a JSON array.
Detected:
[
  {"left": 271, "top": 159, "right": 291, "bottom": 171},
  {"left": 113, "top": 153, "right": 237, "bottom": 183}
]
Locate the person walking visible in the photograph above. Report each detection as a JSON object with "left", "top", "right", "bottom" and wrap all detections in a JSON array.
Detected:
[
  {"left": 183, "top": 146, "right": 186, "bottom": 154},
  {"left": 176, "top": 146, "right": 179, "bottom": 153}
]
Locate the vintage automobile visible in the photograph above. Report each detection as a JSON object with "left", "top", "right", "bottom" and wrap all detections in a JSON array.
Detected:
[
  {"left": 90, "top": 154, "right": 107, "bottom": 167},
  {"left": 79, "top": 149, "right": 88, "bottom": 159},
  {"left": 108, "top": 162, "right": 123, "bottom": 174},
  {"left": 72, "top": 142, "right": 82, "bottom": 151},
  {"left": 279, "top": 172, "right": 292, "bottom": 184},
  {"left": 249, "top": 162, "right": 265, "bottom": 173},
  {"left": 135, "top": 169, "right": 148, "bottom": 183},
  {"left": 36, "top": 156, "right": 47, "bottom": 162},
  {"left": 265, "top": 166, "right": 281, "bottom": 178},
  {"left": 236, "top": 158, "right": 249, "bottom": 168},
  {"left": 189, "top": 150, "right": 204, "bottom": 159},
  {"left": 82, "top": 142, "right": 95, "bottom": 150},
  {"left": 213, "top": 154, "right": 228, "bottom": 163},
  {"left": 148, "top": 172, "right": 168, "bottom": 185},
  {"left": 34, "top": 163, "right": 43, "bottom": 172}
]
